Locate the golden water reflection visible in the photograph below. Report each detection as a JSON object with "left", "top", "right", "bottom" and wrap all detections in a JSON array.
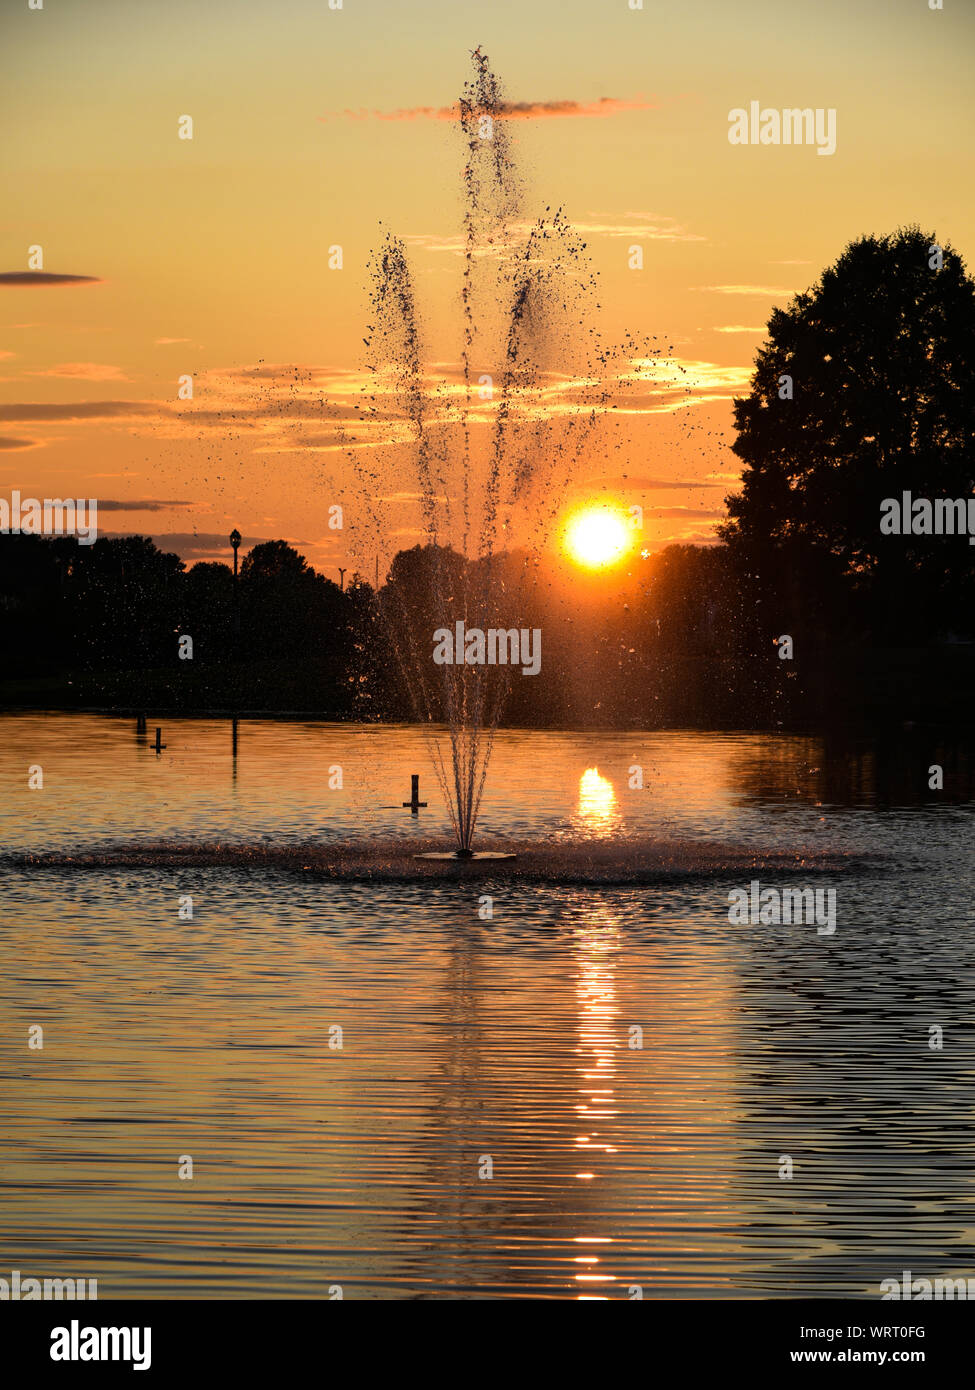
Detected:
[
  {"left": 2, "top": 718, "right": 974, "bottom": 1297},
  {"left": 572, "top": 906, "right": 621, "bottom": 1298},
  {"left": 574, "top": 767, "right": 623, "bottom": 838}
]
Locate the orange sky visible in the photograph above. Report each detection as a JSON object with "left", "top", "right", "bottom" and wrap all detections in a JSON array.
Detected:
[{"left": 2, "top": 0, "right": 974, "bottom": 577}]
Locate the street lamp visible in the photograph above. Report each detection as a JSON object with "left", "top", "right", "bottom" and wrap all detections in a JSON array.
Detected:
[{"left": 229, "top": 529, "right": 241, "bottom": 638}]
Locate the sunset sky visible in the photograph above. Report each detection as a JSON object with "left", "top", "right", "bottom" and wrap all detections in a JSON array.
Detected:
[{"left": 3, "top": 0, "right": 974, "bottom": 576}]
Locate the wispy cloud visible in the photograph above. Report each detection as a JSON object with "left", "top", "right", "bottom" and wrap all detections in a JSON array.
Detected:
[
  {"left": 95, "top": 499, "right": 193, "bottom": 512},
  {"left": 28, "top": 362, "right": 130, "bottom": 382},
  {"left": 101, "top": 530, "right": 275, "bottom": 559},
  {"left": 0, "top": 272, "right": 102, "bottom": 287},
  {"left": 324, "top": 96, "right": 658, "bottom": 123},
  {"left": 0, "top": 348, "right": 743, "bottom": 457},
  {"left": 596, "top": 357, "right": 753, "bottom": 414},
  {"left": 712, "top": 325, "right": 765, "bottom": 334},
  {"left": 660, "top": 526, "right": 723, "bottom": 546},
  {"left": 585, "top": 473, "right": 720, "bottom": 491},
  {"left": 574, "top": 215, "right": 705, "bottom": 243},
  {"left": 405, "top": 212, "right": 703, "bottom": 256},
  {"left": 0, "top": 435, "right": 40, "bottom": 451},
  {"left": 692, "top": 284, "right": 794, "bottom": 297},
  {"left": 0, "top": 401, "right": 165, "bottom": 420},
  {"left": 647, "top": 506, "right": 726, "bottom": 520}
]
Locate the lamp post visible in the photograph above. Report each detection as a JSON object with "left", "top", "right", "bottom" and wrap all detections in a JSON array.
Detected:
[
  {"left": 229, "top": 529, "right": 241, "bottom": 639},
  {"left": 229, "top": 529, "right": 242, "bottom": 751}
]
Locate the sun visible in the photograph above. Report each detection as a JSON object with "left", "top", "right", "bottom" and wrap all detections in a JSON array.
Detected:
[{"left": 564, "top": 506, "right": 632, "bottom": 570}]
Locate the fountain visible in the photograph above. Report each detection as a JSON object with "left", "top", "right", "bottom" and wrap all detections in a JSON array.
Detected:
[{"left": 337, "top": 51, "right": 626, "bottom": 858}]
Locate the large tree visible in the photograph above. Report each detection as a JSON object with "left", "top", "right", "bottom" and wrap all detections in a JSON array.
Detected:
[{"left": 721, "top": 227, "right": 975, "bottom": 640}]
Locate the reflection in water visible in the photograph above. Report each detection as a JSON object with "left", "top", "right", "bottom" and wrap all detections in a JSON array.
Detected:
[
  {"left": 572, "top": 907, "right": 621, "bottom": 1298},
  {"left": 574, "top": 767, "right": 622, "bottom": 838},
  {"left": 726, "top": 915, "right": 975, "bottom": 1295},
  {"left": 726, "top": 730, "right": 975, "bottom": 811},
  {"left": 409, "top": 899, "right": 630, "bottom": 1299},
  {"left": 1, "top": 716, "right": 974, "bottom": 1297},
  {"left": 2, "top": 713, "right": 973, "bottom": 857}
]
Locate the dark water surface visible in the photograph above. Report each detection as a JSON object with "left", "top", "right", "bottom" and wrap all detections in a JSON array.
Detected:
[{"left": 1, "top": 714, "right": 973, "bottom": 1298}]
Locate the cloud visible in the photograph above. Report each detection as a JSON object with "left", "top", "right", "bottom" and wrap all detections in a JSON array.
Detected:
[
  {"left": 101, "top": 530, "right": 273, "bottom": 558},
  {"left": 255, "top": 431, "right": 351, "bottom": 453},
  {"left": 584, "top": 474, "right": 719, "bottom": 491},
  {"left": 28, "top": 362, "right": 130, "bottom": 382},
  {"left": 206, "top": 363, "right": 364, "bottom": 385},
  {"left": 573, "top": 218, "right": 705, "bottom": 243},
  {"left": 713, "top": 325, "right": 765, "bottom": 334},
  {"left": 692, "top": 284, "right": 794, "bottom": 297},
  {"left": 404, "top": 213, "right": 706, "bottom": 255},
  {"left": 93, "top": 499, "right": 193, "bottom": 511},
  {"left": 214, "top": 363, "right": 345, "bottom": 382},
  {"left": 154, "top": 337, "right": 191, "bottom": 345},
  {"left": 0, "top": 435, "right": 40, "bottom": 451},
  {"left": 325, "top": 95, "right": 658, "bottom": 123},
  {"left": 662, "top": 527, "right": 723, "bottom": 546},
  {"left": 403, "top": 233, "right": 469, "bottom": 255},
  {"left": 0, "top": 272, "right": 102, "bottom": 287},
  {"left": 0, "top": 401, "right": 167, "bottom": 420},
  {"left": 374, "top": 492, "right": 450, "bottom": 508},
  {"left": 179, "top": 399, "right": 360, "bottom": 424},
  {"left": 558, "top": 357, "right": 753, "bottom": 415},
  {"left": 647, "top": 506, "right": 726, "bottom": 520}
]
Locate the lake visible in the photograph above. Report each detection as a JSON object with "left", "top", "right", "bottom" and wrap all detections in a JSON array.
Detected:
[{"left": 1, "top": 713, "right": 973, "bottom": 1298}]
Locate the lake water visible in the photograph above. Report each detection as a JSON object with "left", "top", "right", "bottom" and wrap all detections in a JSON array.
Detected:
[{"left": 1, "top": 713, "right": 974, "bottom": 1298}]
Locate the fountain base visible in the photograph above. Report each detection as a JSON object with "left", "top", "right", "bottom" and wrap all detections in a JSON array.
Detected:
[
  {"left": 8, "top": 839, "right": 868, "bottom": 883},
  {"left": 413, "top": 851, "right": 518, "bottom": 861}
]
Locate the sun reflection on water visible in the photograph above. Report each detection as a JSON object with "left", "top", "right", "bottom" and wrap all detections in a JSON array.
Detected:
[
  {"left": 574, "top": 767, "right": 623, "bottom": 838},
  {"left": 571, "top": 905, "right": 622, "bottom": 1297}
]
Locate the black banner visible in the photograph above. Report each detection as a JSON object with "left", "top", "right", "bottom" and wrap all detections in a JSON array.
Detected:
[{"left": 2, "top": 1298, "right": 968, "bottom": 1377}]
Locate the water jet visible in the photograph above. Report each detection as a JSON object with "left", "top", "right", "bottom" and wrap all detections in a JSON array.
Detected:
[{"left": 338, "top": 50, "right": 621, "bottom": 858}]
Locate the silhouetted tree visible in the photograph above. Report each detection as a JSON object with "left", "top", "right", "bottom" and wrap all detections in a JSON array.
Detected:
[
  {"left": 183, "top": 561, "right": 234, "bottom": 665},
  {"left": 722, "top": 227, "right": 975, "bottom": 641},
  {"left": 0, "top": 534, "right": 70, "bottom": 676},
  {"left": 68, "top": 535, "right": 185, "bottom": 670}
]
